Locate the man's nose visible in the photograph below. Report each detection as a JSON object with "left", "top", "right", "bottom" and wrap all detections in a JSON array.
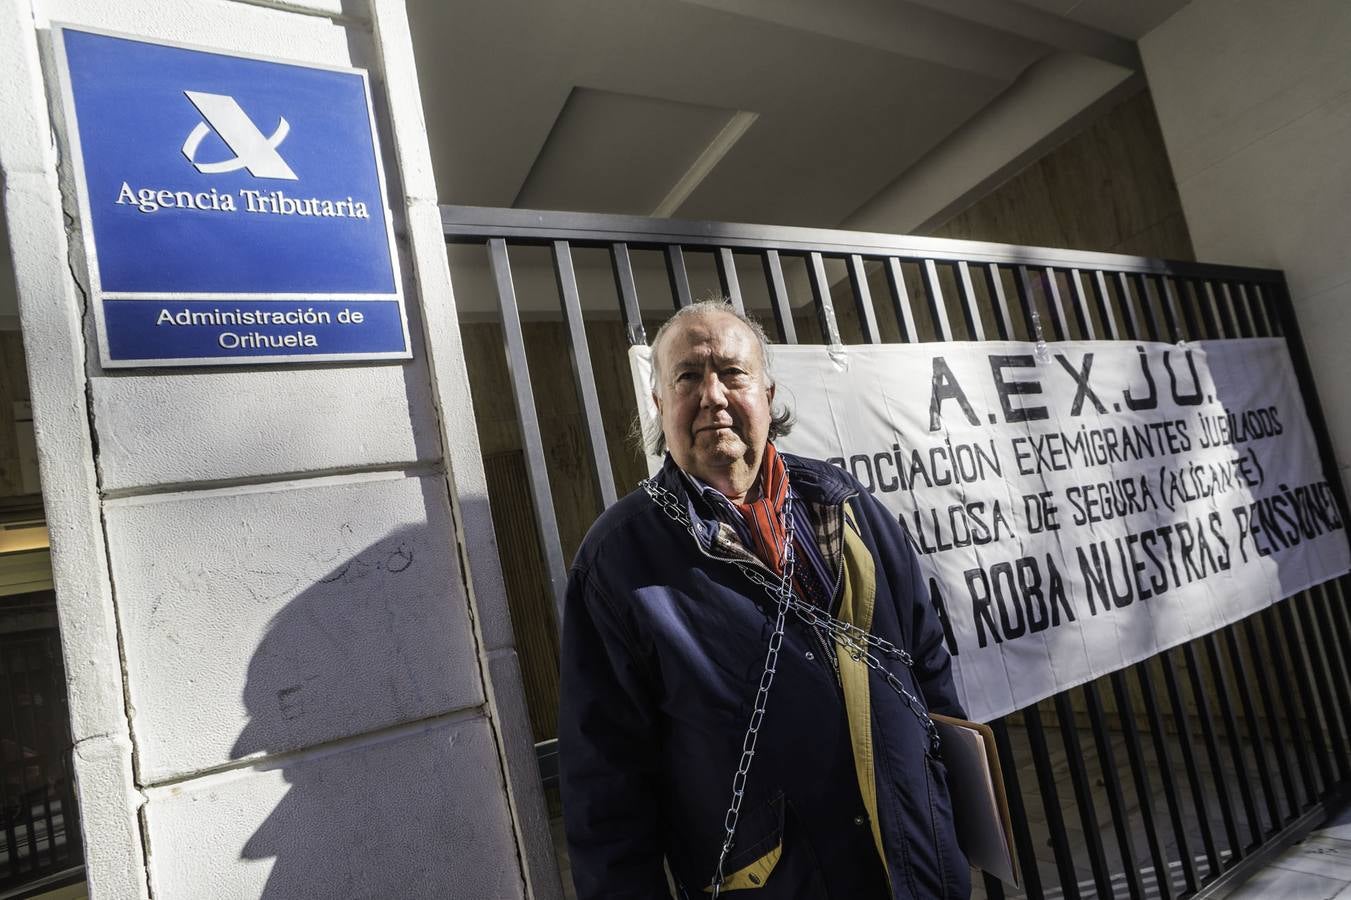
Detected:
[{"left": 700, "top": 372, "right": 728, "bottom": 407}]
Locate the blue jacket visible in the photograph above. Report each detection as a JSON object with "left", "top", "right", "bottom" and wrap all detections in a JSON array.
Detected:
[{"left": 559, "top": 453, "right": 969, "bottom": 899}]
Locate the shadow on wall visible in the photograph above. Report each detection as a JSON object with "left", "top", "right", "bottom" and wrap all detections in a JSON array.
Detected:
[{"left": 223, "top": 516, "right": 518, "bottom": 899}]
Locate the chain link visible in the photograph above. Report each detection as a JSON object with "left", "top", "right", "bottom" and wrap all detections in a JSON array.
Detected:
[
  {"left": 645, "top": 479, "right": 797, "bottom": 898},
  {"left": 640, "top": 476, "right": 940, "bottom": 896}
]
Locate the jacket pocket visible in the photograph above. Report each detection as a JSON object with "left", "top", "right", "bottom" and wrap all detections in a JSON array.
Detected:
[{"left": 704, "top": 791, "right": 785, "bottom": 892}]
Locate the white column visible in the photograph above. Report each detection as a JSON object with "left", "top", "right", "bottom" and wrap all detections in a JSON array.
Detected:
[{"left": 0, "top": 0, "right": 550, "bottom": 895}]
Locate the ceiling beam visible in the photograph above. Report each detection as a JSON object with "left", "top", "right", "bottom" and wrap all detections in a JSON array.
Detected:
[
  {"left": 898, "top": 0, "right": 1142, "bottom": 70},
  {"left": 678, "top": 0, "right": 1044, "bottom": 81},
  {"left": 651, "top": 110, "right": 758, "bottom": 218},
  {"left": 843, "top": 52, "right": 1138, "bottom": 236}
]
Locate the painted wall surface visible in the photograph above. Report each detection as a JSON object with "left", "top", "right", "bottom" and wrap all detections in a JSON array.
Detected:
[
  {"left": 0, "top": 0, "right": 558, "bottom": 897},
  {"left": 1141, "top": 0, "right": 1351, "bottom": 494},
  {"left": 928, "top": 90, "right": 1195, "bottom": 262}
]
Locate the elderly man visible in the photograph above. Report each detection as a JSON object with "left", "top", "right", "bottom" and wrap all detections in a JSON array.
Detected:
[{"left": 559, "top": 301, "right": 969, "bottom": 899}]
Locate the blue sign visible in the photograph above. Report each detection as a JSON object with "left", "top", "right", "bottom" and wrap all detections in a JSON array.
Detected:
[
  {"left": 54, "top": 27, "right": 410, "bottom": 366},
  {"left": 103, "top": 301, "right": 409, "bottom": 361}
]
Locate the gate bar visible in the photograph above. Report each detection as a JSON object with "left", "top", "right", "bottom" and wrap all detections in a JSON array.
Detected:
[
  {"left": 1199, "top": 278, "right": 1225, "bottom": 337},
  {"left": 1178, "top": 640, "right": 1237, "bottom": 859},
  {"left": 1115, "top": 272, "right": 1143, "bottom": 338},
  {"left": 807, "top": 252, "right": 841, "bottom": 344},
  {"left": 1277, "top": 602, "right": 1335, "bottom": 791},
  {"left": 884, "top": 259, "right": 919, "bottom": 343},
  {"left": 1042, "top": 267, "right": 1071, "bottom": 339},
  {"left": 1067, "top": 269, "right": 1096, "bottom": 340},
  {"left": 1111, "top": 670, "right": 1174, "bottom": 900},
  {"left": 1216, "top": 282, "right": 1243, "bottom": 338},
  {"left": 1091, "top": 270, "right": 1120, "bottom": 339},
  {"left": 1050, "top": 690, "right": 1112, "bottom": 899},
  {"left": 490, "top": 239, "right": 568, "bottom": 626},
  {"left": 1145, "top": 275, "right": 1177, "bottom": 342},
  {"left": 923, "top": 259, "right": 954, "bottom": 341},
  {"left": 1159, "top": 277, "right": 1186, "bottom": 342},
  {"left": 1260, "top": 608, "right": 1321, "bottom": 804},
  {"left": 985, "top": 265, "right": 1017, "bottom": 340},
  {"left": 1243, "top": 618, "right": 1301, "bottom": 820},
  {"left": 1129, "top": 273, "right": 1162, "bottom": 341},
  {"left": 1204, "top": 632, "right": 1263, "bottom": 848},
  {"left": 1013, "top": 265, "right": 1040, "bottom": 339},
  {"left": 1182, "top": 641, "right": 1242, "bottom": 862},
  {"left": 847, "top": 254, "right": 881, "bottom": 344},
  {"left": 1308, "top": 586, "right": 1351, "bottom": 780},
  {"left": 1137, "top": 660, "right": 1199, "bottom": 893},
  {"left": 1237, "top": 282, "right": 1264, "bottom": 335},
  {"left": 992, "top": 719, "right": 1044, "bottom": 898},
  {"left": 552, "top": 240, "right": 617, "bottom": 509},
  {"left": 667, "top": 245, "right": 693, "bottom": 309},
  {"left": 715, "top": 248, "right": 746, "bottom": 313},
  {"left": 1224, "top": 626, "right": 1283, "bottom": 834},
  {"left": 955, "top": 261, "right": 985, "bottom": 341},
  {"left": 1175, "top": 278, "right": 1203, "bottom": 339},
  {"left": 1024, "top": 703, "right": 1080, "bottom": 899},
  {"left": 761, "top": 250, "right": 797, "bottom": 344},
  {"left": 1083, "top": 681, "right": 1145, "bottom": 900},
  {"left": 610, "top": 242, "right": 646, "bottom": 346},
  {"left": 1256, "top": 283, "right": 1286, "bottom": 337},
  {"left": 1183, "top": 281, "right": 1215, "bottom": 336},
  {"left": 1246, "top": 282, "right": 1273, "bottom": 335},
  {"left": 1158, "top": 650, "right": 1220, "bottom": 876}
]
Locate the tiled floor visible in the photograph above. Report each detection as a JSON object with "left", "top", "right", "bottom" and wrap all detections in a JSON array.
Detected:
[{"left": 1218, "top": 806, "right": 1351, "bottom": 900}]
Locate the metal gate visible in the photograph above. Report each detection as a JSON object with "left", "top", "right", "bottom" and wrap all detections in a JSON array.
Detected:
[
  {"left": 0, "top": 591, "right": 83, "bottom": 895},
  {"left": 442, "top": 205, "right": 1351, "bottom": 899}
]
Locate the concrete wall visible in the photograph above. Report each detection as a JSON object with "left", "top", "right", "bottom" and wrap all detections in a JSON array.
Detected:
[
  {"left": 1141, "top": 0, "right": 1351, "bottom": 494},
  {"left": 0, "top": 0, "right": 559, "bottom": 897},
  {"left": 927, "top": 90, "right": 1195, "bottom": 262}
]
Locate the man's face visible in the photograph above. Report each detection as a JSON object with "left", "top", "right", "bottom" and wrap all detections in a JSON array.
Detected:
[{"left": 653, "top": 311, "right": 775, "bottom": 489}]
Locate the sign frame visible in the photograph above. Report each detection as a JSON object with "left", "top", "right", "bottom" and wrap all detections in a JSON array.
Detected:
[{"left": 50, "top": 24, "right": 413, "bottom": 368}]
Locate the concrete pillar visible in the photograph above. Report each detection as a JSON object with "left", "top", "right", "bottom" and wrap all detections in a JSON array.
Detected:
[{"left": 0, "top": 0, "right": 560, "bottom": 896}]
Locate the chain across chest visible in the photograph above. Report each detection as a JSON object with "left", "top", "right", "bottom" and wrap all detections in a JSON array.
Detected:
[{"left": 639, "top": 476, "right": 940, "bottom": 897}]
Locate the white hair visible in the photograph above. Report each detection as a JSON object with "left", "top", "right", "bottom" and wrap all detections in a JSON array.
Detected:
[{"left": 642, "top": 299, "right": 793, "bottom": 455}]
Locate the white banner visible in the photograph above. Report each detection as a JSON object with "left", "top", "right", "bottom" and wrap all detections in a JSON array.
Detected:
[{"left": 631, "top": 338, "right": 1350, "bottom": 722}]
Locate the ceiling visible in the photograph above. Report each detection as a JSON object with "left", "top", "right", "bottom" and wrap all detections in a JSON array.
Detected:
[
  {"left": 406, "top": 0, "right": 1191, "bottom": 231},
  {"left": 0, "top": 1, "right": 1192, "bottom": 323}
]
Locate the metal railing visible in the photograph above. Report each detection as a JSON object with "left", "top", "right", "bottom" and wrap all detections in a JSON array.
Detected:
[
  {"left": 0, "top": 606, "right": 82, "bottom": 894},
  {"left": 442, "top": 204, "right": 1351, "bottom": 899}
]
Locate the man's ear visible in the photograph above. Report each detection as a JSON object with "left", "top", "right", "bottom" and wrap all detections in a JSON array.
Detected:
[
  {"left": 652, "top": 391, "right": 662, "bottom": 414},
  {"left": 767, "top": 382, "right": 776, "bottom": 404}
]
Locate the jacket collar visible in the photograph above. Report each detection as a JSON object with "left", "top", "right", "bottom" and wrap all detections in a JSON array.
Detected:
[{"left": 654, "top": 448, "right": 857, "bottom": 549}]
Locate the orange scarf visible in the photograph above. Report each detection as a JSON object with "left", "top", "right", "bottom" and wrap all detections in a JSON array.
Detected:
[{"left": 733, "top": 443, "right": 791, "bottom": 574}]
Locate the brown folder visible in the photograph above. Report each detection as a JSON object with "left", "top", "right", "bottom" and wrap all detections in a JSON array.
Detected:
[{"left": 931, "top": 713, "right": 1020, "bottom": 887}]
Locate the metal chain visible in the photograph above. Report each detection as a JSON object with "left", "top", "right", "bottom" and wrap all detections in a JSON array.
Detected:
[
  {"left": 641, "top": 479, "right": 798, "bottom": 898},
  {"left": 640, "top": 476, "right": 940, "bottom": 895}
]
